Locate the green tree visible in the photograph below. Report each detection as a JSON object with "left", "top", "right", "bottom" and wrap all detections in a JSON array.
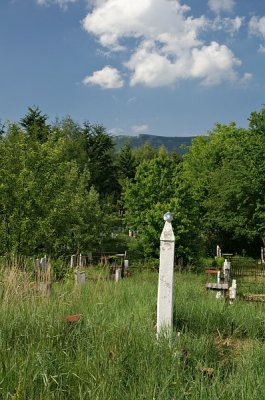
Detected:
[
  {"left": 123, "top": 151, "right": 199, "bottom": 261},
  {"left": 116, "top": 142, "right": 136, "bottom": 182},
  {"left": 0, "top": 123, "right": 105, "bottom": 257},
  {"left": 20, "top": 106, "right": 50, "bottom": 143},
  {"left": 132, "top": 142, "right": 157, "bottom": 165},
  {"left": 182, "top": 117, "right": 265, "bottom": 252},
  {"left": 82, "top": 122, "right": 119, "bottom": 198}
]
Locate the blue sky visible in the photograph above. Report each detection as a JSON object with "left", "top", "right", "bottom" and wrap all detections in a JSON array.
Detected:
[{"left": 1, "top": 0, "right": 265, "bottom": 136}]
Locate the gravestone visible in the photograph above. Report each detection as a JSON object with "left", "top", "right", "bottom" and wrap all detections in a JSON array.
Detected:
[
  {"left": 157, "top": 212, "right": 175, "bottom": 337},
  {"left": 75, "top": 271, "right": 86, "bottom": 284},
  {"left": 40, "top": 255, "right": 47, "bottom": 273},
  {"left": 228, "top": 279, "right": 237, "bottom": 303},
  {"left": 223, "top": 259, "right": 231, "bottom": 283},
  {"left": 115, "top": 268, "right": 121, "bottom": 282},
  {"left": 36, "top": 255, "right": 51, "bottom": 295},
  {"left": 70, "top": 255, "right": 76, "bottom": 268},
  {"left": 216, "top": 245, "right": 222, "bottom": 258}
]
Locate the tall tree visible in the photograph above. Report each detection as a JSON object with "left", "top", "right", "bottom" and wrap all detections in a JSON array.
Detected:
[
  {"left": 0, "top": 123, "right": 105, "bottom": 257},
  {"left": 82, "top": 122, "right": 119, "bottom": 198},
  {"left": 20, "top": 106, "right": 50, "bottom": 143},
  {"left": 123, "top": 151, "right": 199, "bottom": 260},
  {"left": 182, "top": 117, "right": 265, "bottom": 252},
  {"left": 116, "top": 142, "right": 136, "bottom": 182}
]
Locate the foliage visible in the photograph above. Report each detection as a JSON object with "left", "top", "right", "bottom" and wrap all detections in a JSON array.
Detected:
[
  {"left": 181, "top": 117, "right": 265, "bottom": 253},
  {"left": 0, "top": 122, "right": 105, "bottom": 257},
  {"left": 123, "top": 149, "right": 200, "bottom": 261},
  {"left": 20, "top": 106, "right": 50, "bottom": 143},
  {"left": 82, "top": 122, "right": 120, "bottom": 199},
  {"left": 116, "top": 142, "right": 136, "bottom": 183}
]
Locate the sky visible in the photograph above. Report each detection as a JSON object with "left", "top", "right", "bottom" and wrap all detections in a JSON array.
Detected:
[{"left": 1, "top": 0, "right": 265, "bottom": 137}]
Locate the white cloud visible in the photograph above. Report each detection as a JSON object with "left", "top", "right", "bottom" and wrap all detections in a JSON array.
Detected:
[
  {"left": 83, "top": 0, "right": 244, "bottom": 87},
  {"left": 36, "top": 0, "right": 78, "bottom": 7},
  {"left": 83, "top": 66, "right": 124, "bottom": 88},
  {"left": 241, "top": 72, "right": 252, "bottom": 81},
  {"left": 249, "top": 16, "right": 265, "bottom": 38},
  {"left": 132, "top": 124, "right": 149, "bottom": 133},
  {"left": 208, "top": 0, "right": 235, "bottom": 14},
  {"left": 191, "top": 41, "right": 241, "bottom": 85},
  {"left": 211, "top": 16, "right": 243, "bottom": 36},
  {"left": 83, "top": 0, "right": 200, "bottom": 50},
  {"left": 249, "top": 16, "right": 265, "bottom": 54}
]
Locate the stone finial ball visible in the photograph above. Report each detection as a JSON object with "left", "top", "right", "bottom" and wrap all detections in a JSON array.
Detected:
[{"left": 163, "top": 212, "right": 173, "bottom": 222}]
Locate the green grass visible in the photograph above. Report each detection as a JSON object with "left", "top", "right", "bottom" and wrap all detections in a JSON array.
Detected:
[{"left": 0, "top": 270, "right": 265, "bottom": 399}]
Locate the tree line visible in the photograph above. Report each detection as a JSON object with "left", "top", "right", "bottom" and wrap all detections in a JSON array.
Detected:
[{"left": 0, "top": 106, "right": 264, "bottom": 262}]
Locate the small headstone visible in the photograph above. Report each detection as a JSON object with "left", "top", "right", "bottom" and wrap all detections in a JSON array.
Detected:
[
  {"left": 115, "top": 268, "right": 121, "bottom": 282},
  {"left": 216, "top": 245, "right": 222, "bottom": 258},
  {"left": 216, "top": 271, "right": 222, "bottom": 298},
  {"left": 124, "top": 259, "right": 129, "bottom": 269},
  {"left": 223, "top": 259, "right": 231, "bottom": 283},
  {"left": 75, "top": 271, "right": 86, "bottom": 284},
  {"left": 229, "top": 279, "right": 237, "bottom": 303},
  {"left": 40, "top": 256, "right": 47, "bottom": 273},
  {"left": 70, "top": 255, "right": 76, "bottom": 268}
]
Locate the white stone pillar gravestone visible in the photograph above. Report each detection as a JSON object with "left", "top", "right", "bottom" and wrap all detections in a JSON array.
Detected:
[
  {"left": 115, "top": 268, "right": 121, "bottom": 282},
  {"left": 157, "top": 212, "right": 175, "bottom": 336}
]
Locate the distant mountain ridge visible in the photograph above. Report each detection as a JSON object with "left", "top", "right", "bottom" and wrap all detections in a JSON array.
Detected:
[{"left": 113, "top": 134, "right": 195, "bottom": 153}]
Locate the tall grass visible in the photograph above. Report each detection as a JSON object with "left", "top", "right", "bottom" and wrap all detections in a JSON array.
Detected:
[{"left": 0, "top": 269, "right": 265, "bottom": 399}]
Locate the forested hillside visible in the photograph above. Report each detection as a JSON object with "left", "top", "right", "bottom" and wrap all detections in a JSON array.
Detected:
[
  {"left": 0, "top": 106, "right": 264, "bottom": 263},
  {"left": 113, "top": 134, "right": 194, "bottom": 153}
]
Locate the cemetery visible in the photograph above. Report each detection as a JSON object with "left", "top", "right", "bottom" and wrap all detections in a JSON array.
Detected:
[
  {"left": 1, "top": 107, "right": 265, "bottom": 398},
  {"left": 0, "top": 215, "right": 265, "bottom": 399}
]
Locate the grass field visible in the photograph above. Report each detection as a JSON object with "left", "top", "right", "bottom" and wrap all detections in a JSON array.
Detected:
[{"left": 0, "top": 269, "right": 265, "bottom": 399}]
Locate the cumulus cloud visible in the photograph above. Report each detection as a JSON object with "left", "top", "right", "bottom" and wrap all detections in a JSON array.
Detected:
[
  {"left": 82, "top": 0, "right": 245, "bottom": 87},
  {"left": 249, "top": 16, "right": 265, "bottom": 38},
  {"left": 83, "top": 66, "right": 124, "bottom": 88},
  {"left": 132, "top": 124, "right": 149, "bottom": 133},
  {"left": 208, "top": 0, "right": 235, "bottom": 14}
]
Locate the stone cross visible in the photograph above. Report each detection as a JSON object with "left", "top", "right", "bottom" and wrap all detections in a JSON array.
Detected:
[{"left": 157, "top": 212, "right": 175, "bottom": 337}]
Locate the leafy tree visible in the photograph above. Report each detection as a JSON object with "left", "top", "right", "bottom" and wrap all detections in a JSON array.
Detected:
[
  {"left": 248, "top": 106, "right": 265, "bottom": 135},
  {"left": 182, "top": 118, "right": 265, "bottom": 253},
  {"left": 0, "top": 123, "right": 106, "bottom": 257},
  {"left": 123, "top": 151, "right": 199, "bottom": 261},
  {"left": 132, "top": 142, "right": 158, "bottom": 165}
]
